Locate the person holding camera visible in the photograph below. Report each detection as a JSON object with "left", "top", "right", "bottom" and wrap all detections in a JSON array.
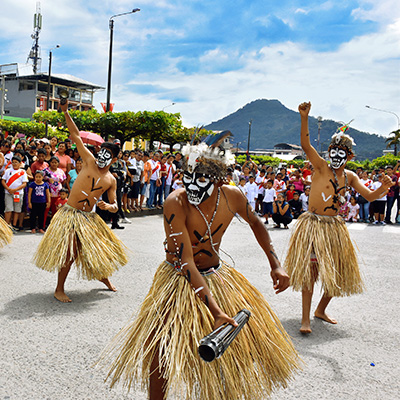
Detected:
[{"left": 272, "top": 193, "right": 292, "bottom": 229}]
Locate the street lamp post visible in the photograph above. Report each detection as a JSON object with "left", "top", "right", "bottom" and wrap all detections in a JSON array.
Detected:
[
  {"left": 247, "top": 120, "right": 252, "bottom": 159},
  {"left": 366, "top": 105, "right": 400, "bottom": 156},
  {"left": 365, "top": 105, "right": 400, "bottom": 130},
  {"left": 162, "top": 102, "right": 176, "bottom": 111},
  {"left": 106, "top": 8, "right": 140, "bottom": 113},
  {"left": 317, "top": 116, "right": 323, "bottom": 155},
  {"left": 45, "top": 45, "right": 60, "bottom": 138}
]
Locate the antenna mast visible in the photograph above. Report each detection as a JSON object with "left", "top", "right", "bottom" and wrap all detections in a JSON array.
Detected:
[{"left": 27, "top": 2, "right": 42, "bottom": 74}]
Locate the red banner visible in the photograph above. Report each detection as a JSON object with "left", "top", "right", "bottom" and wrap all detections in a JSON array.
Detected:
[
  {"left": 40, "top": 98, "right": 45, "bottom": 111},
  {"left": 101, "top": 102, "right": 114, "bottom": 112}
]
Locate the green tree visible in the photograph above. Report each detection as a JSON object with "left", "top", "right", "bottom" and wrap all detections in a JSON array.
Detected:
[{"left": 385, "top": 129, "right": 400, "bottom": 156}]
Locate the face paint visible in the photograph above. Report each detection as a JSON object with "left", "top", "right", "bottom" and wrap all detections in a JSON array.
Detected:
[
  {"left": 96, "top": 148, "right": 113, "bottom": 168},
  {"left": 329, "top": 147, "right": 347, "bottom": 169},
  {"left": 183, "top": 171, "right": 215, "bottom": 205}
]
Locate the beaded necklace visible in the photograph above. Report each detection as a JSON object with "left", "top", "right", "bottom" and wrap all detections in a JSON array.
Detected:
[
  {"left": 194, "top": 187, "right": 221, "bottom": 256},
  {"left": 330, "top": 166, "right": 348, "bottom": 205}
]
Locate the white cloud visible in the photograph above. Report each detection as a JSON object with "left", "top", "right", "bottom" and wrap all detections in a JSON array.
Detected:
[
  {"left": 101, "top": 17, "right": 400, "bottom": 137},
  {"left": 1, "top": 0, "right": 399, "bottom": 138}
]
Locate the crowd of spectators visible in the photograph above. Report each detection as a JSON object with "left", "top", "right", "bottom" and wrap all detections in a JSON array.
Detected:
[
  {"left": 1, "top": 131, "right": 400, "bottom": 235},
  {"left": 228, "top": 159, "right": 400, "bottom": 228}
]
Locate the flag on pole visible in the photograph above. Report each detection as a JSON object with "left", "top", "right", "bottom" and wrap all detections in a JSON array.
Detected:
[{"left": 101, "top": 103, "right": 114, "bottom": 112}]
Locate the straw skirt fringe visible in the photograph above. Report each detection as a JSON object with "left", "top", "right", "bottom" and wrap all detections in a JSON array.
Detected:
[
  {"left": 0, "top": 216, "right": 12, "bottom": 248},
  {"left": 284, "top": 211, "right": 364, "bottom": 297},
  {"left": 33, "top": 205, "right": 128, "bottom": 280},
  {"left": 100, "top": 261, "right": 300, "bottom": 400}
]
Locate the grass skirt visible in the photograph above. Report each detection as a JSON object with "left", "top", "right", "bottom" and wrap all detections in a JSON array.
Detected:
[
  {"left": 284, "top": 211, "right": 364, "bottom": 297},
  {"left": 0, "top": 216, "right": 12, "bottom": 248},
  {"left": 33, "top": 205, "right": 128, "bottom": 280},
  {"left": 99, "top": 261, "right": 300, "bottom": 400}
]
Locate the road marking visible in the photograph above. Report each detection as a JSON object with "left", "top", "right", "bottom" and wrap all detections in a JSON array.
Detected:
[
  {"left": 382, "top": 226, "right": 400, "bottom": 234},
  {"left": 346, "top": 223, "right": 366, "bottom": 231}
]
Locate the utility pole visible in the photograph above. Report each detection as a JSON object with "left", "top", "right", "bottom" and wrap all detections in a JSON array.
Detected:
[
  {"left": 247, "top": 120, "right": 252, "bottom": 159},
  {"left": 0, "top": 76, "right": 7, "bottom": 120}
]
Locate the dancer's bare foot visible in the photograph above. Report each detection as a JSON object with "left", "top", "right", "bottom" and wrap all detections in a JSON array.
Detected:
[
  {"left": 54, "top": 291, "right": 72, "bottom": 303},
  {"left": 314, "top": 311, "right": 337, "bottom": 324},
  {"left": 300, "top": 321, "right": 312, "bottom": 334},
  {"left": 100, "top": 278, "right": 117, "bottom": 292}
]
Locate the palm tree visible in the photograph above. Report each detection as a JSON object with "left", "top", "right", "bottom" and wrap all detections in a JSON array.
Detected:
[{"left": 385, "top": 129, "right": 400, "bottom": 156}]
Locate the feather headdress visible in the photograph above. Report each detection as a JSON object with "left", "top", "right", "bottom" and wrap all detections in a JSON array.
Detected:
[
  {"left": 182, "top": 130, "right": 235, "bottom": 178},
  {"left": 329, "top": 120, "right": 356, "bottom": 154}
]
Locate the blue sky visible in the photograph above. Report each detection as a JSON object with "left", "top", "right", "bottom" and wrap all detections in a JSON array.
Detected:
[{"left": 1, "top": 0, "right": 399, "bottom": 138}]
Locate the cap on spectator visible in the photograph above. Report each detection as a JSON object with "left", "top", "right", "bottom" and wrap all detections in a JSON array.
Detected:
[{"left": 113, "top": 139, "right": 121, "bottom": 146}]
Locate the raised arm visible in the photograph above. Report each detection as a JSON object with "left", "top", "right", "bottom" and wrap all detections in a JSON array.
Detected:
[
  {"left": 163, "top": 195, "right": 237, "bottom": 329},
  {"left": 59, "top": 101, "right": 94, "bottom": 163},
  {"left": 299, "top": 102, "right": 325, "bottom": 170},
  {"left": 229, "top": 186, "right": 290, "bottom": 293}
]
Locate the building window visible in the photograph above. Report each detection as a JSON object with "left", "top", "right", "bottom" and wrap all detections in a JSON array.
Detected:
[
  {"left": 19, "top": 80, "right": 35, "bottom": 91},
  {"left": 69, "top": 89, "right": 81, "bottom": 102},
  {"left": 53, "top": 101, "right": 59, "bottom": 110},
  {"left": 38, "top": 81, "right": 53, "bottom": 95},
  {"left": 81, "top": 91, "right": 92, "bottom": 104}
]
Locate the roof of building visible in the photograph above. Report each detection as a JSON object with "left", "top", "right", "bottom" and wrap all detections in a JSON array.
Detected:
[
  {"left": 0, "top": 63, "right": 104, "bottom": 91},
  {"left": 274, "top": 143, "right": 302, "bottom": 150}
]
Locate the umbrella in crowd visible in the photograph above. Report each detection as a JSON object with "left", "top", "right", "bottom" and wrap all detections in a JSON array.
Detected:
[{"left": 79, "top": 131, "right": 104, "bottom": 146}]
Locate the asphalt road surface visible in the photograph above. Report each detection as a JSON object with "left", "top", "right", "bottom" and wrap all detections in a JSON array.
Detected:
[{"left": 0, "top": 214, "right": 399, "bottom": 400}]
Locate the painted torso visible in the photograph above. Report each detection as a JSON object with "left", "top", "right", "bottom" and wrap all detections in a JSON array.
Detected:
[
  {"left": 308, "top": 164, "right": 348, "bottom": 216},
  {"left": 67, "top": 159, "right": 115, "bottom": 212},
  {"left": 165, "top": 186, "right": 235, "bottom": 270}
]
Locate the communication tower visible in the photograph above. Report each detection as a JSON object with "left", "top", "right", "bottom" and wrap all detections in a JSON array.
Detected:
[{"left": 27, "top": 2, "right": 42, "bottom": 74}]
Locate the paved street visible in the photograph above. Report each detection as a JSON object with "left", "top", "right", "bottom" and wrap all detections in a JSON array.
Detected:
[{"left": 0, "top": 214, "right": 399, "bottom": 400}]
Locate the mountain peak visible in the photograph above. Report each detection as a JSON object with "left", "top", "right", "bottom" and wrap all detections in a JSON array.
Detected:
[{"left": 204, "top": 99, "right": 386, "bottom": 160}]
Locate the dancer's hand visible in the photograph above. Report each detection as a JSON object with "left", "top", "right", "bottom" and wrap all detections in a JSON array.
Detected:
[
  {"left": 298, "top": 102, "right": 311, "bottom": 117},
  {"left": 271, "top": 266, "right": 290, "bottom": 294},
  {"left": 213, "top": 312, "right": 238, "bottom": 330},
  {"left": 381, "top": 174, "right": 395, "bottom": 189},
  {"left": 97, "top": 200, "right": 108, "bottom": 210}
]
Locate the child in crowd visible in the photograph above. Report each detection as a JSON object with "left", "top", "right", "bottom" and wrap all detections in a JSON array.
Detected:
[
  {"left": 255, "top": 169, "right": 267, "bottom": 214},
  {"left": 225, "top": 172, "right": 236, "bottom": 186},
  {"left": 346, "top": 196, "right": 359, "bottom": 222},
  {"left": 238, "top": 177, "right": 247, "bottom": 195},
  {"left": 274, "top": 172, "right": 286, "bottom": 195},
  {"left": 2, "top": 156, "right": 29, "bottom": 231},
  {"left": 244, "top": 174, "right": 258, "bottom": 209},
  {"left": 262, "top": 179, "right": 276, "bottom": 224},
  {"left": 289, "top": 191, "right": 303, "bottom": 219},
  {"left": 28, "top": 170, "right": 50, "bottom": 234},
  {"left": 286, "top": 183, "right": 296, "bottom": 201},
  {"left": 172, "top": 171, "right": 184, "bottom": 191},
  {"left": 299, "top": 186, "right": 310, "bottom": 212},
  {"left": 55, "top": 188, "right": 68, "bottom": 213}
]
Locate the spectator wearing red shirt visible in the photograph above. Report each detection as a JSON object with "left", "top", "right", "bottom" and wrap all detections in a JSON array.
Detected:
[{"left": 30, "top": 148, "right": 49, "bottom": 175}]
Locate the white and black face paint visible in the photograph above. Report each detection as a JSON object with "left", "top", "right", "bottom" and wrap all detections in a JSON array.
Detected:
[
  {"left": 183, "top": 171, "right": 215, "bottom": 205},
  {"left": 96, "top": 148, "right": 113, "bottom": 168},
  {"left": 329, "top": 147, "right": 348, "bottom": 169}
]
